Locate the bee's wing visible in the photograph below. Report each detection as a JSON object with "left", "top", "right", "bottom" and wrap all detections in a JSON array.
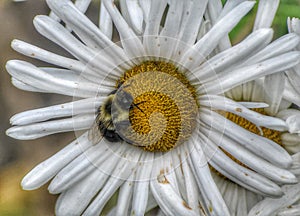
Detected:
[{"left": 88, "top": 120, "right": 103, "bottom": 145}]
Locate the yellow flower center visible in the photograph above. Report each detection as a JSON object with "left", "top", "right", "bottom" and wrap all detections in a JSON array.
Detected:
[{"left": 116, "top": 61, "right": 198, "bottom": 152}]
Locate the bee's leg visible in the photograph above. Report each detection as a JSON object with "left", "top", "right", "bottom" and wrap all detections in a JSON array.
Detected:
[
  {"left": 108, "top": 89, "right": 118, "bottom": 95},
  {"left": 103, "top": 129, "right": 122, "bottom": 142}
]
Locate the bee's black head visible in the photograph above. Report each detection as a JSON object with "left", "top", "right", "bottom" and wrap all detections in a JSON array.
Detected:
[{"left": 115, "top": 90, "right": 133, "bottom": 109}]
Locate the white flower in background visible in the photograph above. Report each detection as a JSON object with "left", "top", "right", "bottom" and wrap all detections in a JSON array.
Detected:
[
  {"left": 187, "top": 1, "right": 300, "bottom": 215},
  {"left": 5, "top": 0, "right": 300, "bottom": 215},
  {"left": 246, "top": 16, "right": 300, "bottom": 216},
  {"left": 248, "top": 152, "right": 300, "bottom": 216}
]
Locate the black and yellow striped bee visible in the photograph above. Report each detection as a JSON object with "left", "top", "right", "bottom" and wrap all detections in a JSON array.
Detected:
[{"left": 88, "top": 84, "right": 143, "bottom": 144}]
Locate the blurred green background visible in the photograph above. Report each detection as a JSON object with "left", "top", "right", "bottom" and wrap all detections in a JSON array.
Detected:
[{"left": 0, "top": 0, "right": 299, "bottom": 215}]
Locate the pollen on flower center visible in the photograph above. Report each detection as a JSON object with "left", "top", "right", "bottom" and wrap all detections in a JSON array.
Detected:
[{"left": 116, "top": 61, "right": 199, "bottom": 152}]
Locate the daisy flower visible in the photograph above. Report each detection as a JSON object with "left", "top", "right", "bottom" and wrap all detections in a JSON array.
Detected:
[{"left": 6, "top": 0, "right": 300, "bottom": 215}]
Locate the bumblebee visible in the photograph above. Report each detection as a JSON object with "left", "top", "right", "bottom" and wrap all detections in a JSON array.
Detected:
[{"left": 88, "top": 85, "right": 143, "bottom": 144}]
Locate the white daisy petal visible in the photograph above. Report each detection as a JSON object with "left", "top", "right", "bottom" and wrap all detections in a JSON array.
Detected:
[
  {"left": 249, "top": 79, "right": 264, "bottom": 102},
  {"left": 34, "top": 15, "right": 96, "bottom": 62},
  {"left": 55, "top": 144, "right": 126, "bottom": 215},
  {"left": 286, "top": 64, "right": 300, "bottom": 95},
  {"left": 236, "top": 188, "right": 248, "bottom": 216},
  {"left": 11, "top": 39, "right": 85, "bottom": 72},
  {"left": 40, "top": 67, "right": 81, "bottom": 80},
  {"left": 281, "top": 133, "right": 300, "bottom": 146},
  {"left": 200, "top": 110, "right": 293, "bottom": 168},
  {"left": 143, "top": 0, "right": 168, "bottom": 57},
  {"left": 190, "top": 138, "right": 231, "bottom": 216},
  {"left": 289, "top": 17, "right": 300, "bottom": 34},
  {"left": 159, "top": 0, "right": 183, "bottom": 59},
  {"left": 196, "top": 19, "right": 211, "bottom": 42},
  {"left": 55, "top": 166, "right": 112, "bottom": 216},
  {"left": 278, "top": 99, "right": 293, "bottom": 112},
  {"left": 210, "top": 156, "right": 283, "bottom": 197},
  {"left": 46, "top": 0, "right": 131, "bottom": 68},
  {"left": 103, "top": 0, "right": 145, "bottom": 59},
  {"left": 245, "top": 33, "right": 300, "bottom": 65},
  {"left": 150, "top": 159, "right": 199, "bottom": 216},
  {"left": 49, "top": 10, "right": 60, "bottom": 22},
  {"left": 242, "top": 81, "right": 254, "bottom": 101},
  {"left": 278, "top": 109, "right": 300, "bottom": 133},
  {"left": 281, "top": 133, "right": 300, "bottom": 154},
  {"left": 205, "top": 0, "right": 222, "bottom": 25},
  {"left": 201, "top": 132, "right": 284, "bottom": 197},
  {"left": 21, "top": 133, "right": 91, "bottom": 190},
  {"left": 286, "top": 115, "right": 300, "bottom": 134},
  {"left": 181, "top": 1, "right": 255, "bottom": 69},
  {"left": 248, "top": 183, "right": 300, "bottom": 216},
  {"left": 223, "top": 182, "right": 239, "bottom": 215},
  {"left": 200, "top": 95, "right": 287, "bottom": 130},
  {"left": 220, "top": 0, "right": 247, "bottom": 18},
  {"left": 61, "top": 0, "right": 92, "bottom": 33},
  {"left": 202, "top": 128, "right": 297, "bottom": 184},
  {"left": 47, "top": 0, "right": 108, "bottom": 50},
  {"left": 253, "top": 0, "right": 280, "bottom": 30},
  {"left": 283, "top": 79, "right": 300, "bottom": 107},
  {"left": 124, "top": 0, "right": 144, "bottom": 34},
  {"left": 144, "top": 0, "right": 167, "bottom": 35},
  {"left": 206, "top": 0, "right": 233, "bottom": 51},
  {"left": 10, "top": 97, "right": 103, "bottom": 126},
  {"left": 202, "top": 51, "right": 300, "bottom": 95},
  {"left": 288, "top": 17, "right": 300, "bottom": 49},
  {"left": 290, "top": 152, "right": 300, "bottom": 175},
  {"left": 237, "top": 102, "right": 269, "bottom": 109},
  {"left": 264, "top": 73, "right": 286, "bottom": 116},
  {"left": 145, "top": 190, "right": 158, "bottom": 212},
  {"left": 278, "top": 204, "right": 300, "bottom": 216},
  {"left": 277, "top": 108, "right": 300, "bottom": 120},
  {"left": 131, "top": 153, "right": 154, "bottom": 216},
  {"left": 7, "top": 115, "right": 93, "bottom": 140},
  {"left": 82, "top": 147, "right": 141, "bottom": 215},
  {"left": 171, "top": 148, "right": 187, "bottom": 201},
  {"left": 115, "top": 173, "right": 134, "bottom": 216},
  {"left": 6, "top": 60, "right": 104, "bottom": 97},
  {"left": 150, "top": 180, "right": 198, "bottom": 216},
  {"left": 49, "top": 0, "right": 91, "bottom": 25},
  {"left": 178, "top": 0, "right": 208, "bottom": 46},
  {"left": 162, "top": 153, "right": 180, "bottom": 195},
  {"left": 246, "top": 190, "right": 263, "bottom": 212},
  {"left": 180, "top": 154, "right": 203, "bottom": 215},
  {"left": 191, "top": 28, "right": 273, "bottom": 82},
  {"left": 74, "top": 0, "right": 91, "bottom": 12},
  {"left": 99, "top": 0, "right": 113, "bottom": 39},
  {"left": 228, "top": 85, "right": 243, "bottom": 101},
  {"left": 11, "top": 78, "right": 46, "bottom": 93},
  {"left": 138, "top": 0, "right": 150, "bottom": 21},
  {"left": 214, "top": 172, "right": 261, "bottom": 215},
  {"left": 48, "top": 140, "right": 119, "bottom": 194}
]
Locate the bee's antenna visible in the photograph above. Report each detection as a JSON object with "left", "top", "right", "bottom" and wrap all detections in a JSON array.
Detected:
[{"left": 131, "top": 101, "right": 146, "bottom": 114}]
